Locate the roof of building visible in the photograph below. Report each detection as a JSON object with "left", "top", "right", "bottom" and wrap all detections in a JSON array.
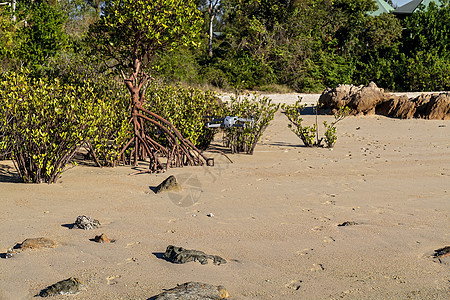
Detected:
[
  {"left": 394, "top": 0, "right": 442, "bottom": 15},
  {"left": 369, "top": 0, "right": 395, "bottom": 16}
]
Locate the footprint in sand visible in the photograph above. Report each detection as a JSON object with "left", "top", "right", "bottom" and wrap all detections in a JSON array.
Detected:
[
  {"left": 125, "top": 241, "right": 141, "bottom": 248},
  {"left": 323, "top": 236, "right": 335, "bottom": 243},
  {"left": 311, "top": 226, "right": 325, "bottom": 232},
  {"left": 117, "top": 257, "right": 138, "bottom": 266},
  {"left": 311, "top": 263, "right": 325, "bottom": 271},
  {"left": 313, "top": 216, "right": 331, "bottom": 222},
  {"left": 106, "top": 275, "right": 121, "bottom": 285},
  {"left": 296, "top": 248, "right": 314, "bottom": 256},
  {"left": 323, "top": 200, "right": 336, "bottom": 205},
  {"left": 285, "top": 280, "right": 302, "bottom": 290}
]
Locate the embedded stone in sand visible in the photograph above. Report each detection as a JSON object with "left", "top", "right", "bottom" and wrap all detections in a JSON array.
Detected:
[
  {"left": 19, "top": 237, "right": 58, "bottom": 249},
  {"left": 163, "top": 245, "right": 226, "bottom": 265},
  {"left": 337, "top": 221, "right": 359, "bottom": 227},
  {"left": 38, "top": 277, "right": 82, "bottom": 297},
  {"left": 149, "top": 282, "right": 229, "bottom": 299},
  {"left": 74, "top": 215, "right": 100, "bottom": 230},
  {"left": 2, "top": 237, "right": 58, "bottom": 259},
  {"left": 94, "top": 233, "right": 114, "bottom": 243},
  {"left": 154, "top": 175, "right": 182, "bottom": 194}
]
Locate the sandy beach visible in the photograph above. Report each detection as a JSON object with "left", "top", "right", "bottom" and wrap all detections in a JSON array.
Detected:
[{"left": 0, "top": 94, "right": 449, "bottom": 299}]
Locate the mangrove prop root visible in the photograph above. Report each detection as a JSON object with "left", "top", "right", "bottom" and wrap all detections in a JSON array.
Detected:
[{"left": 119, "top": 105, "right": 213, "bottom": 172}]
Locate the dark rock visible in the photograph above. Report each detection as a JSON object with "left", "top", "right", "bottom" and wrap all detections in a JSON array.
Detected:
[
  {"left": 163, "top": 245, "right": 226, "bottom": 265},
  {"left": 155, "top": 175, "right": 182, "bottom": 194},
  {"left": 411, "top": 93, "right": 450, "bottom": 120},
  {"left": 38, "top": 277, "right": 82, "bottom": 297},
  {"left": 149, "top": 282, "right": 229, "bottom": 300},
  {"left": 337, "top": 221, "right": 359, "bottom": 227},
  {"left": 426, "top": 93, "right": 450, "bottom": 120},
  {"left": 319, "top": 82, "right": 386, "bottom": 115},
  {"left": 433, "top": 246, "right": 450, "bottom": 258},
  {"left": 74, "top": 215, "right": 100, "bottom": 230},
  {"left": 318, "top": 84, "right": 355, "bottom": 111},
  {"left": 350, "top": 82, "right": 386, "bottom": 114},
  {"left": 319, "top": 83, "right": 450, "bottom": 120},
  {"left": 413, "top": 94, "right": 433, "bottom": 117},
  {"left": 93, "top": 233, "right": 114, "bottom": 243},
  {"left": 2, "top": 249, "right": 16, "bottom": 259},
  {"left": 376, "top": 95, "right": 416, "bottom": 119}
]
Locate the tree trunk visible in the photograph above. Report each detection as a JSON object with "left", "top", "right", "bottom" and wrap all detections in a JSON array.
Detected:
[
  {"left": 120, "top": 75, "right": 212, "bottom": 172},
  {"left": 209, "top": 14, "right": 214, "bottom": 57}
]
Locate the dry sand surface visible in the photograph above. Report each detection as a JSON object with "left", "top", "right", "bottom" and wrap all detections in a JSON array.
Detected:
[{"left": 1, "top": 94, "right": 450, "bottom": 299}]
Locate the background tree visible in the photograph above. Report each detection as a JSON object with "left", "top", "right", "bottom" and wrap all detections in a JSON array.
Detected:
[
  {"left": 86, "top": 0, "right": 211, "bottom": 172},
  {"left": 59, "top": 0, "right": 100, "bottom": 41},
  {"left": 15, "top": 0, "right": 68, "bottom": 67},
  {"left": 401, "top": 1, "right": 450, "bottom": 56},
  {"left": 204, "top": 0, "right": 221, "bottom": 57},
  {"left": 0, "top": 4, "right": 18, "bottom": 69},
  {"left": 2, "top": 0, "right": 448, "bottom": 95},
  {"left": 85, "top": 0, "right": 102, "bottom": 19},
  {"left": 398, "top": 1, "right": 450, "bottom": 91}
]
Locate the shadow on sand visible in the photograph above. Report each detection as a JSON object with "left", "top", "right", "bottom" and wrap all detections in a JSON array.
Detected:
[
  {"left": 60, "top": 223, "right": 75, "bottom": 229},
  {"left": 151, "top": 252, "right": 166, "bottom": 260},
  {"left": 0, "top": 163, "right": 21, "bottom": 183},
  {"left": 264, "top": 141, "right": 304, "bottom": 148}
]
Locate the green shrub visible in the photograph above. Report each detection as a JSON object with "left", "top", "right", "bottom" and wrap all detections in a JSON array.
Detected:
[
  {"left": 223, "top": 93, "right": 279, "bottom": 154},
  {"left": 0, "top": 71, "right": 89, "bottom": 182},
  {"left": 257, "top": 84, "right": 294, "bottom": 94},
  {"left": 86, "top": 77, "right": 132, "bottom": 167},
  {"left": 282, "top": 99, "right": 349, "bottom": 148},
  {"left": 282, "top": 100, "right": 317, "bottom": 147},
  {"left": 0, "top": 100, "right": 11, "bottom": 159},
  {"left": 32, "top": 52, "right": 133, "bottom": 167},
  {"left": 0, "top": 70, "right": 131, "bottom": 182},
  {"left": 146, "top": 84, "right": 223, "bottom": 150}
]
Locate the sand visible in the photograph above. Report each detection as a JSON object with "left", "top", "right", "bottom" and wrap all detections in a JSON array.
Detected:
[{"left": 0, "top": 94, "right": 449, "bottom": 299}]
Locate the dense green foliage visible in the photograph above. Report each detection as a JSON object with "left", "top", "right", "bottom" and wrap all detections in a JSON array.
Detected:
[
  {"left": 146, "top": 84, "right": 223, "bottom": 150},
  {"left": 83, "top": 77, "right": 132, "bottom": 167},
  {"left": 1, "top": 0, "right": 449, "bottom": 92},
  {"left": 0, "top": 70, "right": 131, "bottom": 182},
  {"left": 18, "top": 1, "right": 68, "bottom": 67},
  {"left": 86, "top": 0, "right": 203, "bottom": 74},
  {"left": 0, "top": 1, "right": 69, "bottom": 70},
  {"left": 154, "top": 0, "right": 449, "bottom": 92}
]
